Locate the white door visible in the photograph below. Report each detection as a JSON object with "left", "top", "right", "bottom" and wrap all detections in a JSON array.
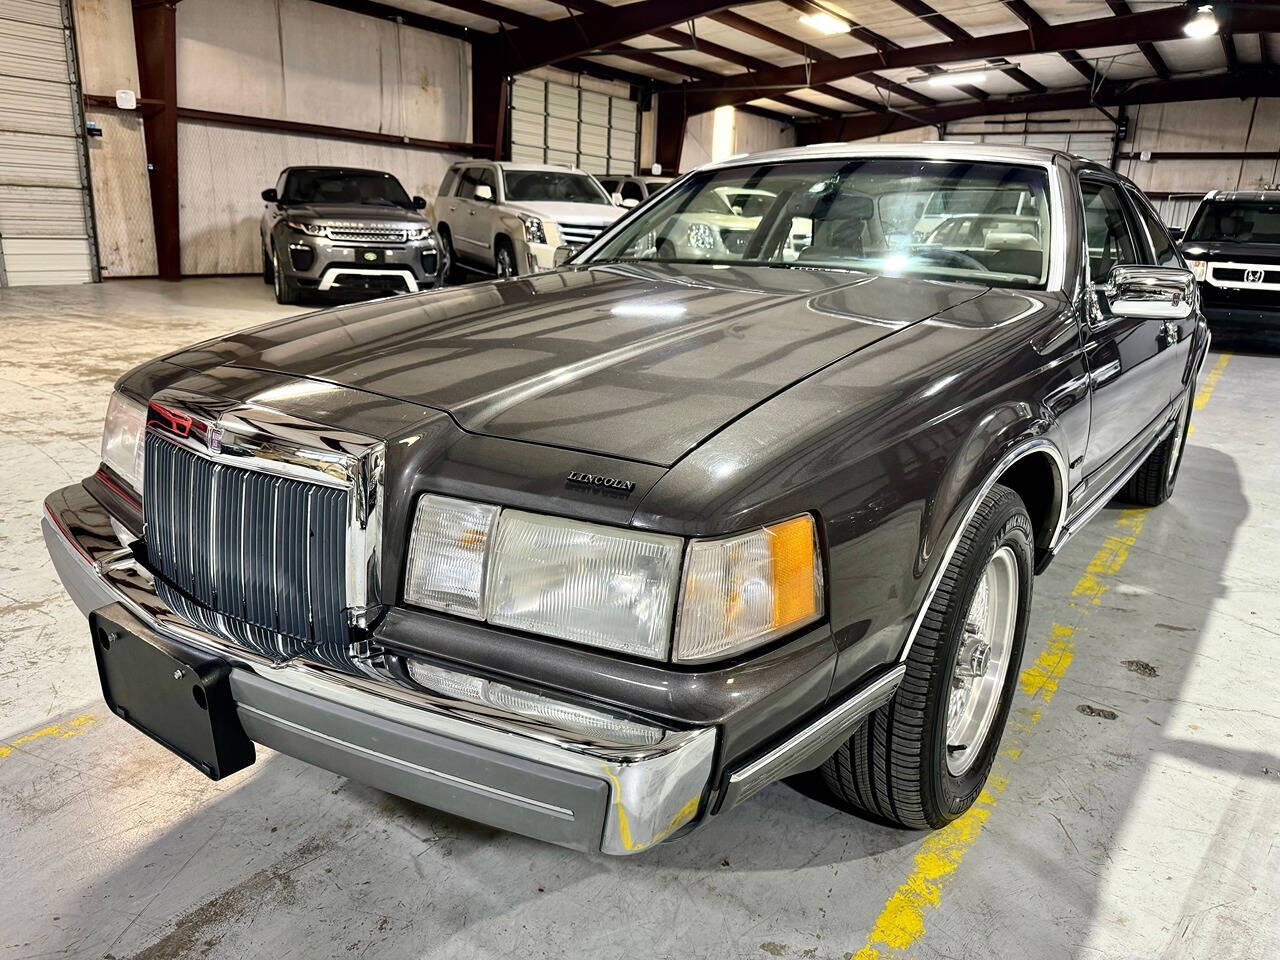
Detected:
[
  {"left": 508, "top": 76, "right": 639, "bottom": 175},
  {"left": 0, "top": 0, "right": 97, "bottom": 285}
]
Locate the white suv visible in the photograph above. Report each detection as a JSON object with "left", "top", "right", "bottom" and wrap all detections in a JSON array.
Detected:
[{"left": 433, "top": 162, "right": 624, "bottom": 277}]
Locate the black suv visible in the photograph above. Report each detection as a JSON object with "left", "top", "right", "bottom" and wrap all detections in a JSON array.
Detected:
[
  {"left": 1181, "top": 190, "right": 1280, "bottom": 339},
  {"left": 260, "top": 166, "right": 443, "bottom": 304}
]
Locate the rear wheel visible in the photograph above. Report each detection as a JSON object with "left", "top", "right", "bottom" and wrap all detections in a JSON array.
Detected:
[
  {"left": 272, "top": 248, "right": 300, "bottom": 305},
  {"left": 821, "top": 483, "right": 1034, "bottom": 828},
  {"left": 1119, "top": 383, "right": 1193, "bottom": 506}
]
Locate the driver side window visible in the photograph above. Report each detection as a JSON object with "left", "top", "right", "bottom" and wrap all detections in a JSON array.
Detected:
[{"left": 1080, "top": 178, "right": 1140, "bottom": 281}]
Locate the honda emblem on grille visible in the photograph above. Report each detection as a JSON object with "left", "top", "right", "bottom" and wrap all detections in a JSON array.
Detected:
[
  {"left": 208, "top": 423, "right": 223, "bottom": 454},
  {"left": 1245, "top": 268, "right": 1265, "bottom": 284}
]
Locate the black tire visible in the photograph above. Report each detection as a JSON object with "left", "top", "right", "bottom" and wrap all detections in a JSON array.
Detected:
[
  {"left": 262, "top": 242, "right": 274, "bottom": 284},
  {"left": 1119, "top": 384, "right": 1193, "bottom": 507},
  {"left": 271, "top": 247, "right": 300, "bottom": 305},
  {"left": 437, "top": 225, "right": 457, "bottom": 282},
  {"left": 821, "top": 483, "right": 1034, "bottom": 829},
  {"left": 495, "top": 238, "right": 517, "bottom": 278}
]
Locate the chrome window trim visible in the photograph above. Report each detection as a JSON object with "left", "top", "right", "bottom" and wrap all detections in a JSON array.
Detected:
[
  {"left": 898, "top": 437, "right": 1068, "bottom": 663},
  {"left": 143, "top": 389, "right": 385, "bottom": 626}
]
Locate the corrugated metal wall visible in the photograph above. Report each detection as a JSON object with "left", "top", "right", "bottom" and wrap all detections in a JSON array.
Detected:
[
  {"left": 0, "top": 0, "right": 96, "bottom": 285},
  {"left": 510, "top": 75, "right": 638, "bottom": 175}
]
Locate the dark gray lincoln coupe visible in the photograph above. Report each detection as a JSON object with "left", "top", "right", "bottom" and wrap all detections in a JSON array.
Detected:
[{"left": 44, "top": 144, "right": 1208, "bottom": 855}]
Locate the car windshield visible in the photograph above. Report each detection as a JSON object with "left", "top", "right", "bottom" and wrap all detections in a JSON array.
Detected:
[
  {"left": 503, "top": 170, "right": 610, "bottom": 204},
  {"left": 586, "top": 158, "right": 1053, "bottom": 289},
  {"left": 1186, "top": 200, "right": 1280, "bottom": 244},
  {"left": 282, "top": 170, "right": 412, "bottom": 208}
]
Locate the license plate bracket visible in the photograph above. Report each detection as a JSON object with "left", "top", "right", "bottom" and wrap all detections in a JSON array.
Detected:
[{"left": 89, "top": 609, "right": 255, "bottom": 780}]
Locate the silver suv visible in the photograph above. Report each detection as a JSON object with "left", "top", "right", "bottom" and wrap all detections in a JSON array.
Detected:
[
  {"left": 260, "top": 166, "right": 442, "bottom": 304},
  {"left": 433, "top": 162, "right": 623, "bottom": 277}
]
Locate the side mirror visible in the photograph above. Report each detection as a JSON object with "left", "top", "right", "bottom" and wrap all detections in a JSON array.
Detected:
[
  {"left": 261, "top": 188, "right": 278, "bottom": 203},
  {"left": 621, "top": 197, "right": 639, "bottom": 209},
  {"left": 553, "top": 245, "right": 576, "bottom": 267},
  {"left": 1094, "top": 265, "right": 1195, "bottom": 321},
  {"left": 474, "top": 184, "right": 493, "bottom": 202},
  {"left": 611, "top": 192, "right": 625, "bottom": 206},
  {"left": 412, "top": 195, "right": 427, "bottom": 210}
]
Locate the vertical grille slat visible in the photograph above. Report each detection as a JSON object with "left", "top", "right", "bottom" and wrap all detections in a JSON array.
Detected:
[{"left": 144, "top": 433, "right": 350, "bottom": 650}]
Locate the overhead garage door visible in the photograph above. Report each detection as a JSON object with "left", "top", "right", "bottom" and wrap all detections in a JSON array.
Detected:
[
  {"left": 0, "top": 0, "right": 97, "bottom": 286},
  {"left": 510, "top": 76, "right": 638, "bottom": 176}
]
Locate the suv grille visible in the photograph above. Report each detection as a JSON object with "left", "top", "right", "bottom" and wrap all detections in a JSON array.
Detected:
[
  {"left": 144, "top": 433, "right": 350, "bottom": 647},
  {"left": 327, "top": 227, "right": 406, "bottom": 243},
  {"left": 558, "top": 222, "right": 606, "bottom": 246}
]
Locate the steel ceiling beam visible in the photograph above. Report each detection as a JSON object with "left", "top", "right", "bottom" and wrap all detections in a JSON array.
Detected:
[
  {"left": 669, "top": 6, "right": 1280, "bottom": 114},
  {"left": 1105, "top": 0, "right": 1171, "bottom": 78},
  {"left": 795, "top": 68, "right": 1280, "bottom": 143},
  {"left": 1002, "top": 0, "right": 1101, "bottom": 89},
  {"left": 493, "top": 0, "right": 740, "bottom": 72},
  {"left": 709, "top": 7, "right": 937, "bottom": 107}
]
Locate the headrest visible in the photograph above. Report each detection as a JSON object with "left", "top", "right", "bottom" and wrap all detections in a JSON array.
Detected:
[{"left": 985, "top": 231, "right": 1040, "bottom": 251}]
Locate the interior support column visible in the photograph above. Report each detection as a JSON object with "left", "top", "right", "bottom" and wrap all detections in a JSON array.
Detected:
[
  {"left": 133, "top": 0, "right": 180, "bottom": 280},
  {"left": 654, "top": 90, "right": 687, "bottom": 174}
]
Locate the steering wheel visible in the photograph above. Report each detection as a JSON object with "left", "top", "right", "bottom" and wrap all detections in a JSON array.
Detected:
[{"left": 911, "top": 247, "right": 989, "bottom": 272}]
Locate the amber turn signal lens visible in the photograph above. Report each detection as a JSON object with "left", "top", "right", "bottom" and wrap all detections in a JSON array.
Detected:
[
  {"left": 674, "top": 514, "right": 825, "bottom": 663},
  {"left": 768, "top": 515, "right": 819, "bottom": 629}
]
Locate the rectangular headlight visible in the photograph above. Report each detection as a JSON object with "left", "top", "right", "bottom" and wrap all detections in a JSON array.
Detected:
[
  {"left": 1186, "top": 258, "right": 1208, "bottom": 281},
  {"left": 674, "top": 515, "right": 824, "bottom": 663},
  {"left": 100, "top": 392, "right": 146, "bottom": 493},
  {"left": 487, "top": 510, "right": 683, "bottom": 659},
  {"left": 403, "top": 495, "right": 500, "bottom": 619}
]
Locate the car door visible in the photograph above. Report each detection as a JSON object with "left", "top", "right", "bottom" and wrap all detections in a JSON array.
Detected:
[
  {"left": 1126, "top": 185, "right": 1195, "bottom": 400},
  {"left": 1077, "top": 174, "right": 1179, "bottom": 478},
  {"left": 454, "top": 166, "right": 497, "bottom": 266}
]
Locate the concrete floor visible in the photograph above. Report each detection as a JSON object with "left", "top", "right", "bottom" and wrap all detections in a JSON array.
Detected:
[{"left": 2, "top": 277, "right": 1278, "bottom": 960}]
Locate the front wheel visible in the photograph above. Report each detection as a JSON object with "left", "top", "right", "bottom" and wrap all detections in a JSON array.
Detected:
[
  {"left": 821, "top": 483, "right": 1034, "bottom": 829},
  {"left": 272, "top": 248, "right": 300, "bottom": 305},
  {"left": 495, "top": 239, "right": 517, "bottom": 278},
  {"left": 1119, "top": 382, "right": 1193, "bottom": 506}
]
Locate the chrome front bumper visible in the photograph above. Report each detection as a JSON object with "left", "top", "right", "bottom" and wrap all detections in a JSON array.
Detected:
[{"left": 42, "top": 482, "right": 716, "bottom": 855}]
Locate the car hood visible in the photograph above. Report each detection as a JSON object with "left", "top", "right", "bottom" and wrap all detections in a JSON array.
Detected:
[
  {"left": 505, "top": 201, "right": 622, "bottom": 225},
  {"left": 281, "top": 203, "right": 429, "bottom": 225},
  {"left": 1181, "top": 240, "right": 1280, "bottom": 264},
  {"left": 167, "top": 263, "right": 986, "bottom": 466}
]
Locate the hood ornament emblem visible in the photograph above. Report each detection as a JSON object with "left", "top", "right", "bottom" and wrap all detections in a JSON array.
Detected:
[
  {"left": 208, "top": 423, "right": 224, "bottom": 454},
  {"left": 567, "top": 471, "right": 635, "bottom": 494}
]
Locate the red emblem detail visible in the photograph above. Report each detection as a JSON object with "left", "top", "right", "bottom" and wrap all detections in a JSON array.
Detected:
[{"left": 150, "top": 402, "right": 193, "bottom": 437}]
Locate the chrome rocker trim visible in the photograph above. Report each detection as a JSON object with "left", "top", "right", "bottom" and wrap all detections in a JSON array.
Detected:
[{"left": 43, "top": 483, "right": 715, "bottom": 856}]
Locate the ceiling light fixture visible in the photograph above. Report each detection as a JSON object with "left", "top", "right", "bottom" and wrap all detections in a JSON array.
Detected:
[
  {"left": 925, "top": 69, "right": 990, "bottom": 87},
  {"left": 1182, "top": 3, "right": 1218, "bottom": 38},
  {"left": 798, "top": 12, "right": 850, "bottom": 36}
]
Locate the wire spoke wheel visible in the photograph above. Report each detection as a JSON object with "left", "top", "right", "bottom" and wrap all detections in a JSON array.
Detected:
[{"left": 945, "top": 545, "right": 1019, "bottom": 776}]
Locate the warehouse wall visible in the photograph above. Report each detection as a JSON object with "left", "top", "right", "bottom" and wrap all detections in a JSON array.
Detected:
[
  {"left": 71, "top": 0, "right": 156, "bottom": 277},
  {"left": 176, "top": 0, "right": 471, "bottom": 275},
  {"left": 680, "top": 108, "right": 795, "bottom": 171}
]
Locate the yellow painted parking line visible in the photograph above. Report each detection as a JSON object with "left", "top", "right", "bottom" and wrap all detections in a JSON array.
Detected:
[
  {"left": 1189, "top": 351, "right": 1230, "bottom": 434},
  {"left": 852, "top": 508, "right": 1149, "bottom": 959},
  {"left": 0, "top": 713, "right": 97, "bottom": 761},
  {"left": 853, "top": 348, "right": 1230, "bottom": 960}
]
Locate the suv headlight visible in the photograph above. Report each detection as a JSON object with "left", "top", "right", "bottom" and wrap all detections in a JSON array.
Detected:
[
  {"left": 404, "top": 495, "right": 824, "bottom": 662},
  {"left": 406, "top": 225, "right": 435, "bottom": 244},
  {"left": 687, "top": 222, "right": 717, "bottom": 250},
  {"left": 101, "top": 392, "right": 146, "bottom": 493},
  {"left": 1186, "top": 259, "right": 1208, "bottom": 281},
  {"left": 286, "top": 220, "right": 326, "bottom": 237},
  {"left": 519, "top": 214, "right": 547, "bottom": 246}
]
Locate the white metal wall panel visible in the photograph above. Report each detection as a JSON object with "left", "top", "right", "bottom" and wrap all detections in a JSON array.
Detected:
[
  {"left": 944, "top": 127, "right": 1114, "bottom": 166},
  {"left": 0, "top": 0, "right": 95, "bottom": 285}
]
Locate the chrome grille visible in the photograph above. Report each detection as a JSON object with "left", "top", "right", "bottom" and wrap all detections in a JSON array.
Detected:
[
  {"left": 144, "top": 433, "right": 350, "bottom": 646},
  {"left": 327, "top": 227, "right": 406, "bottom": 243},
  {"left": 558, "top": 222, "right": 606, "bottom": 246}
]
